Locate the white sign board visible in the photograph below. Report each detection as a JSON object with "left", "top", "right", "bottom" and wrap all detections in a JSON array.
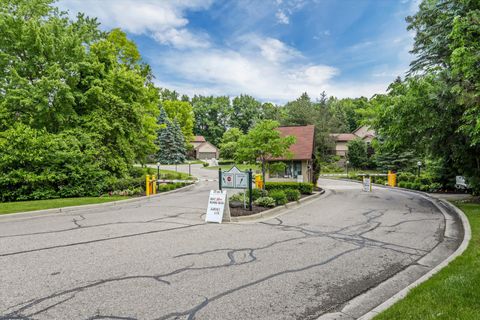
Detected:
[
  {"left": 234, "top": 172, "right": 248, "bottom": 189},
  {"left": 221, "top": 166, "right": 250, "bottom": 190},
  {"left": 363, "top": 177, "right": 372, "bottom": 192},
  {"left": 221, "top": 173, "right": 234, "bottom": 188},
  {"left": 205, "top": 190, "right": 230, "bottom": 223}
]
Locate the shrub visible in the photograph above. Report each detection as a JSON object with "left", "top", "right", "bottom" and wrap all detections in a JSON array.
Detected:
[
  {"left": 411, "top": 182, "right": 421, "bottom": 190},
  {"left": 218, "top": 160, "right": 235, "bottom": 165},
  {"left": 229, "top": 193, "right": 245, "bottom": 202},
  {"left": 251, "top": 188, "right": 268, "bottom": 201},
  {"left": 403, "top": 182, "right": 412, "bottom": 189},
  {"left": 158, "top": 184, "right": 169, "bottom": 192},
  {"left": 254, "top": 196, "right": 276, "bottom": 207},
  {"left": 285, "top": 189, "right": 300, "bottom": 201},
  {"left": 298, "top": 183, "right": 314, "bottom": 194},
  {"left": 429, "top": 182, "right": 442, "bottom": 192},
  {"left": 203, "top": 162, "right": 209, "bottom": 167},
  {"left": 375, "top": 177, "right": 386, "bottom": 185},
  {"left": 398, "top": 181, "right": 406, "bottom": 188},
  {"left": 397, "top": 172, "right": 416, "bottom": 183},
  {"left": 269, "top": 190, "right": 288, "bottom": 205},
  {"left": 420, "top": 184, "right": 430, "bottom": 192},
  {"left": 264, "top": 182, "right": 314, "bottom": 195}
]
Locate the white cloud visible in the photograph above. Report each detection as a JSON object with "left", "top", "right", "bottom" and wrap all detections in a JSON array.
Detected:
[
  {"left": 150, "top": 37, "right": 382, "bottom": 103},
  {"left": 276, "top": 10, "right": 290, "bottom": 24},
  {"left": 153, "top": 29, "right": 210, "bottom": 49},
  {"left": 236, "top": 35, "right": 302, "bottom": 63},
  {"left": 57, "top": 0, "right": 213, "bottom": 49}
]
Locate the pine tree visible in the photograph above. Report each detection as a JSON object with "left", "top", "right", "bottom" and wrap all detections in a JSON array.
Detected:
[
  {"left": 157, "top": 106, "right": 168, "bottom": 128},
  {"left": 171, "top": 118, "right": 187, "bottom": 164},
  {"left": 156, "top": 118, "right": 187, "bottom": 164}
]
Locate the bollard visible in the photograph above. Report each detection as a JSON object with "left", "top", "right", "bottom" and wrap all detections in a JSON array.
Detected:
[
  {"left": 146, "top": 175, "right": 151, "bottom": 196},
  {"left": 387, "top": 171, "right": 397, "bottom": 187},
  {"left": 255, "top": 174, "right": 263, "bottom": 189},
  {"left": 152, "top": 175, "right": 156, "bottom": 195}
]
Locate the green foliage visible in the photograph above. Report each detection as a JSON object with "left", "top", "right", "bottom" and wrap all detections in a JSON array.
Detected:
[
  {"left": 284, "top": 189, "right": 301, "bottom": 202},
  {"left": 269, "top": 190, "right": 288, "bottom": 205},
  {"left": 254, "top": 196, "right": 276, "bottom": 207},
  {"left": 264, "top": 182, "right": 314, "bottom": 195},
  {"left": 0, "top": 124, "right": 108, "bottom": 201},
  {"left": 0, "top": 1, "right": 159, "bottom": 200},
  {"left": 161, "top": 100, "right": 194, "bottom": 141},
  {"left": 228, "top": 192, "right": 244, "bottom": 202},
  {"left": 235, "top": 120, "right": 295, "bottom": 186},
  {"left": 229, "top": 94, "right": 262, "bottom": 133},
  {"left": 203, "top": 162, "right": 209, "bottom": 167},
  {"left": 268, "top": 162, "right": 287, "bottom": 175},
  {"left": 219, "top": 128, "right": 243, "bottom": 159},
  {"left": 251, "top": 188, "right": 268, "bottom": 201},
  {"left": 156, "top": 118, "right": 187, "bottom": 164},
  {"left": 191, "top": 95, "right": 230, "bottom": 146},
  {"left": 347, "top": 139, "right": 368, "bottom": 169},
  {"left": 368, "top": 0, "right": 480, "bottom": 192}
]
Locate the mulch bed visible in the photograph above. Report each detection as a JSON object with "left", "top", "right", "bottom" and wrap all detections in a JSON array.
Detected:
[
  {"left": 230, "top": 204, "right": 269, "bottom": 217},
  {"left": 229, "top": 193, "right": 314, "bottom": 217}
]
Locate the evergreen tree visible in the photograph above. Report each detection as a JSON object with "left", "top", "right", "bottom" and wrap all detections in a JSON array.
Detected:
[
  {"left": 171, "top": 118, "right": 187, "bottom": 164},
  {"left": 157, "top": 106, "right": 168, "bottom": 128},
  {"left": 156, "top": 118, "right": 187, "bottom": 164}
]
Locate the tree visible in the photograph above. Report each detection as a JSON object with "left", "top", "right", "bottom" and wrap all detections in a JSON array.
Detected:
[
  {"left": 347, "top": 139, "right": 368, "bottom": 169},
  {"left": 235, "top": 120, "right": 295, "bottom": 189},
  {"left": 191, "top": 95, "right": 230, "bottom": 145},
  {"left": 282, "top": 92, "right": 315, "bottom": 126},
  {"left": 365, "top": 0, "right": 480, "bottom": 191},
  {"left": 0, "top": 0, "right": 159, "bottom": 200},
  {"left": 229, "top": 94, "right": 261, "bottom": 133},
  {"left": 171, "top": 118, "right": 187, "bottom": 163},
  {"left": 219, "top": 128, "right": 243, "bottom": 159},
  {"left": 156, "top": 119, "right": 186, "bottom": 165},
  {"left": 161, "top": 100, "right": 194, "bottom": 142}
]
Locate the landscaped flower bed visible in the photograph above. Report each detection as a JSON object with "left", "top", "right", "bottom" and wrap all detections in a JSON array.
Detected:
[{"left": 229, "top": 182, "right": 315, "bottom": 217}]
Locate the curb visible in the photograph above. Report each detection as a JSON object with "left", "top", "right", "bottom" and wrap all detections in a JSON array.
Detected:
[
  {"left": 317, "top": 178, "right": 471, "bottom": 320},
  {"left": 229, "top": 189, "right": 326, "bottom": 223},
  {"left": 0, "top": 182, "right": 198, "bottom": 220},
  {"left": 356, "top": 193, "right": 471, "bottom": 319}
]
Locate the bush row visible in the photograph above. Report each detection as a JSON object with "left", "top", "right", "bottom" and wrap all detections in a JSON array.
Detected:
[
  {"left": 264, "top": 182, "right": 314, "bottom": 195},
  {"left": 231, "top": 188, "right": 301, "bottom": 208},
  {"left": 218, "top": 159, "right": 235, "bottom": 165}
]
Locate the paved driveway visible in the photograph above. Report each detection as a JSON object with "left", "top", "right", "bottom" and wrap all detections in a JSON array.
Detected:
[{"left": 0, "top": 172, "right": 451, "bottom": 320}]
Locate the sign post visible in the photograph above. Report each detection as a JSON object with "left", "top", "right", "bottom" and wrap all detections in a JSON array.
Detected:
[{"left": 363, "top": 176, "right": 372, "bottom": 192}]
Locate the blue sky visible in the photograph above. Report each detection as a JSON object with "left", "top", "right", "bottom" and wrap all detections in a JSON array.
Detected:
[{"left": 58, "top": 0, "right": 419, "bottom": 103}]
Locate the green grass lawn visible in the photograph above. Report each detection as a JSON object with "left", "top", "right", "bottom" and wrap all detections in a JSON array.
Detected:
[
  {"left": 0, "top": 196, "right": 130, "bottom": 215},
  {"left": 374, "top": 201, "right": 480, "bottom": 320},
  {"left": 158, "top": 169, "right": 193, "bottom": 180}
]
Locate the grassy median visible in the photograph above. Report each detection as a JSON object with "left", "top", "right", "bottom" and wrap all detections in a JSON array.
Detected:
[
  {"left": 374, "top": 201, "right": 480, "bottom": 320},
  {"left": 0, "top": 196, "right": 130, "bottom": 215}
]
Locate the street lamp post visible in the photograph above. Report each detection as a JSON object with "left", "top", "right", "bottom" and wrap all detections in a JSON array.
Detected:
[
  {"left": 157, "top": 162, "right": 160, "bottom": 180},
  {"left": 417, "top": 161, "right": 422, "bottom": 177},
  {"left": 346, "top": 160, "right": 350, "bottom": 176}
]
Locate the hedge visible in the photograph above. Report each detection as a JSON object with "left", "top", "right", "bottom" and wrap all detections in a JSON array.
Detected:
[{"left": 264, "top": 182, "right": 314, "bottom": 195}]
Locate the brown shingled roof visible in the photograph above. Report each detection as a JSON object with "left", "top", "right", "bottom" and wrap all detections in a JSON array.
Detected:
[
  {"left": 192, "top": 135, "right": 206, "bottom": 142},
  {"left": 271, "top": 125, "right": 315, "bottom": 160}
]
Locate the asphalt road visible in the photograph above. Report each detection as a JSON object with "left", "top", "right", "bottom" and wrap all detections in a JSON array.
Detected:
[{"left": 0, "top": 166, "right": 449, "bottom": 320}]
